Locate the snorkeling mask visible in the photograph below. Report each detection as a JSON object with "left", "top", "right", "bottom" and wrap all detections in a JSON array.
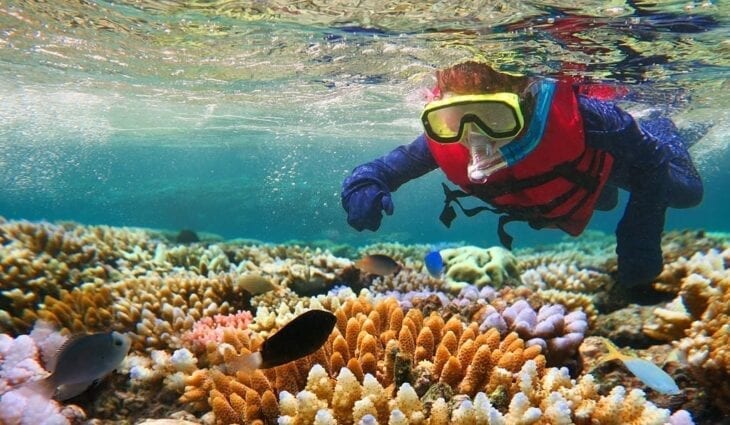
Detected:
[
  {"left": 421, "top": 93, "right": 524, "bottom": 143},
  {"left": 421, "top": 81, "right": 556, "bottom": 183}
]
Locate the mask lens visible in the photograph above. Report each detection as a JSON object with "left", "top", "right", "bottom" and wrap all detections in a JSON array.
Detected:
[{"left": 422, "top": 96, "right": 522, "bottom": 143}]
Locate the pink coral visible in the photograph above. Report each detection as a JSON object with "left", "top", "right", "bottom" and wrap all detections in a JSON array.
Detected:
[
  {"left": 479, "top": 300, "right": 587, "bottom": 365},
  {"left": 0, "top": 334, "right": 47, "bottom": 393},
  {"left": 181, "top": 311, "right": 253, "bottom": 353}
]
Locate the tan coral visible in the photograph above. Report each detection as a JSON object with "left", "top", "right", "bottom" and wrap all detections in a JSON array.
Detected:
[
  {"left": 286, "top": 359, "right": 684, "bottom": 425},
  {"left": 674, "top": 256, "right": 730, "bottom": 413},
  {"left": 521, "top": 262, "right": 612, "bottom": 294},
  {"left": 642, "top": 297, "right": 693, "bottom": 341}
]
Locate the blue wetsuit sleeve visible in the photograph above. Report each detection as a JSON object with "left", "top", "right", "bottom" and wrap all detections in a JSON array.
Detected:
[
  {"left": 341, "top": 134, "right": 438, "bottom": 231},
  {"left": 343, "top": 134, "right": 438, "bottom": 193},
  {"left": 579, "top": 96, "right": 703, "bottom": 287}
]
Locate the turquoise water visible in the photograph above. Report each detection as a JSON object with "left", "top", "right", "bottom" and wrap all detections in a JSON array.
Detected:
[{"left": 1, "top": 1, "right": 729, "bottom": 247}]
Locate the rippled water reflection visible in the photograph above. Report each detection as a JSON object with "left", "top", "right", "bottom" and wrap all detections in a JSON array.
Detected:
[{"left": 0, "top": 1, "right": 728, "bottom": 242}]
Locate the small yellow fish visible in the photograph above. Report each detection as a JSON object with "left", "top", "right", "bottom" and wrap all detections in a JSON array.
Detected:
[
  {"left": 598, "top": 338, "right": 680, "bottom": 395},
  {"left": 355, "top": 254, "right": 401, "bottom": 276}
]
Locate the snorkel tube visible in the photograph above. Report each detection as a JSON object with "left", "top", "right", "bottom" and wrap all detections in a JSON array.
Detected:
[
  {"left": 464, "top": 80, "right": 556, "bottom": 183},
  {"left": 466, "top": 133, "right": 508, "bottom": 183},
  {"left": 499, "top": 80, "right": 556, "bottom": 166}
]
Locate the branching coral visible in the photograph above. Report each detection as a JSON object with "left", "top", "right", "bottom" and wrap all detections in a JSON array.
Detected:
[
  {"left": 0, "top": 220, "right": 721, "bottom": 424},
  {"left": 280, "top": 360, "right": 691, "bottom": 425}
]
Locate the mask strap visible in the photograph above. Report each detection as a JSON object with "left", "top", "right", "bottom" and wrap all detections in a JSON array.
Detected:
[{"left": 499, "top": 80, "right": 556, "bottom": 165}]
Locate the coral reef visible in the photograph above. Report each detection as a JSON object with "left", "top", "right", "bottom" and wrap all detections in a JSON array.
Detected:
[
  {"left": 2, "top": 219, "right": 728, "bottom": 423},
  {"left": 669, "top": 249, "right": 730, "bottom": 414},
  {"left": 280, "top": 360, "right": 691, "bottom": 425}
]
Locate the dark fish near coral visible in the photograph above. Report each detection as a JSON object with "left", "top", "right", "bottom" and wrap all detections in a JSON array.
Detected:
[
  {"left": 355, "top": 254, "right": 401, "bottom": 275},
  {"left": 424, "top": 250, "right": 444, "bottom": 277},
  {"left": 176, "top": 229, "right": 199, "bottom": 244},
  {"left": 27, "top": 331, "right": 131, "bottom": 400},
  {"left": 228, "top": 309, "right": 336, "bottom": 372}
]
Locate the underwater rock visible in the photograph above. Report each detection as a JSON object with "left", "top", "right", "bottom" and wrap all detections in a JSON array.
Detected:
[
  {"left": 175, "top": 229, "right": 199, "bottom": 244},
  {"left": 592, "top": 305, "right": 660, "bottom": 348}
]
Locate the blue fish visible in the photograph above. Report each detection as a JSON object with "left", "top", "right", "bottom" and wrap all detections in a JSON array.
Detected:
[{"left": 424, "top": 250, "right": 444, "bottom": 278}]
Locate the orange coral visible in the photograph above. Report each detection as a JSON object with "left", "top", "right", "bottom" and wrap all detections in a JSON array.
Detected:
[{"left": 179, "top": 296, "right": 547, "bottom": 424}]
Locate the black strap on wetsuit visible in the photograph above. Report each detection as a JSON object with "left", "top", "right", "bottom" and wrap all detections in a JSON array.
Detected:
[{"left": 438, "top": 151, "right": 608, "bottom": 249}]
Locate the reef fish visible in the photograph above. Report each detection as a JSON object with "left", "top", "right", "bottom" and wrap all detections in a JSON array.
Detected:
[
  {"left": 599, "top": 338, "right": 680, "bottom": 395},
  {"left": 236, "top": 273, "right": 280, "bottom": 295},
  {"left": 424, "top": 250, "right": 444, "bottom": 277},
  {"left": 355, "top": 254, "right": 401, "bottom": 275},
  {"left": 28, "top": 331, "right": 131, "bottom": 400},
  {"left": 228, "top": 309, "right": 336, "bottom": 372}
]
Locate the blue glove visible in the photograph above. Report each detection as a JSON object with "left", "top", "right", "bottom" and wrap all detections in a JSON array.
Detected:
[
  {"left": 341, "top": 135, "right": 439, "bottom": 231},
  {"left": 341, "top": 178, "right": 394, "bottom": 231}
]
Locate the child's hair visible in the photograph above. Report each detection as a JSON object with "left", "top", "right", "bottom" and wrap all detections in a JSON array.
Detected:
[{"left": 436, "top": 61, "right": 529, "bottom": 95}]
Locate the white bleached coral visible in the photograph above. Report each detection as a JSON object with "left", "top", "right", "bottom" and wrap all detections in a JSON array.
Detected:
[{"left": 279, "top": 361, "right": 693, "bottom": 424}]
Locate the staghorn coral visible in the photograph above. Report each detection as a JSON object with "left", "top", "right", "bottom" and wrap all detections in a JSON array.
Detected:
[
  {"left": 0, "top": 219, "right": 361, "bottom": 338},
  {"left": 643, "top": 297, "right": 694, "bottom": 342},
  {"left": 0, "top": 220, "right": 153, "bottom": 333},
  {"left": 440, "top": 246, "right": 521, "bottom": 291},
  {"left": 644, "top": 248, "right": 729, "bottom": 342}
]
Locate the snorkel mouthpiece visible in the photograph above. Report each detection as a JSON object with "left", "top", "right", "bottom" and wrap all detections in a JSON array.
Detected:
[{"left": 466, "top": 132, "right": 508, "bottom": 183}]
